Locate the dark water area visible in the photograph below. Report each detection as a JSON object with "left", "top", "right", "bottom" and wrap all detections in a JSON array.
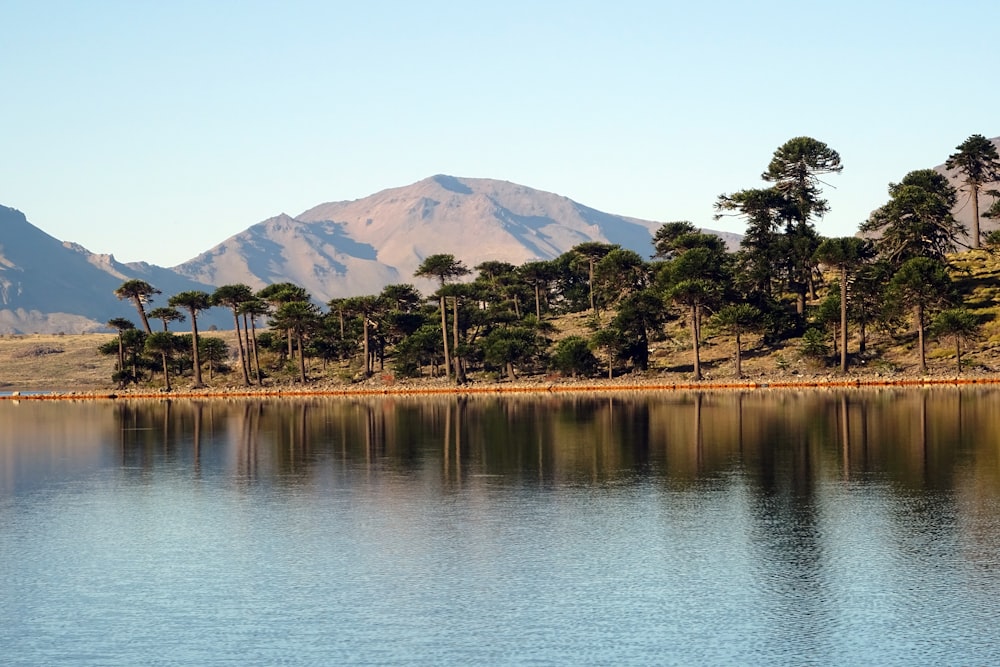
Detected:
[{"left": 2, "top": 389, "right": 1000, "bottom": 665}]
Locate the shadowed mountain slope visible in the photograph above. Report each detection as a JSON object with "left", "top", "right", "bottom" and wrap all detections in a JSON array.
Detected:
[{"left": 174, "top": 175, "right": 740, "bottom": 300}]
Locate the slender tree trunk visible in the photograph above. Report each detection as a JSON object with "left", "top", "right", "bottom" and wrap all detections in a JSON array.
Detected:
[
  {"left": 452, "top": 296, "right": 464, "bottom": 384},
  {"left": 972, "top": 184, "right": 981, "bottom": 249},
  {"left": 117, "top": 335, "right": 125, "bottom": 375},
  {"left": 161, "top": 352, "right": 171, "bottom": 391},
  {"left": 734, "top": 329, "right": 742, "bottom": 379},
  {"left": 956, "top": 339, "right": 962, "bottom": 375},
  {"left": 249, "top": 317, "right": 262, "bottom": 385},
  {"left": 439, "top": 295, "right": 451, "bottom": 379},
  {"left": 691, "top": 304, "right": 702, "bottom": 380},
  {"left": 232, "top": 310, "right": 249, "bottom": 386},
  {"left": 133, "top": 298, "right": 152, "bottom": 334},
  {"left": 916, "top": 304, "right": 926, "bottom": 373},
  {"left": 297, "top": 331, "right": 307, "bottom": 383},
  {"left": 242, "top": 313, "right": 253, "bottom": 380},
  {"left": 839, "top": 266, "right": 849, "bottom": 373},
  {"left": 534, "top": 283, "right": 542, "bottom": 320},
  {"left": 362, "top": 317, "right": 371, "bottom": 376},
  {"left": 190, "top": 313, "right": 204, "bottom": 386}
]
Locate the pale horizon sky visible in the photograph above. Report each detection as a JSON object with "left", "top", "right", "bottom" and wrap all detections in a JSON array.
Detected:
[{"left": 3, "top": 1, "right": 998, "bottom": 267}]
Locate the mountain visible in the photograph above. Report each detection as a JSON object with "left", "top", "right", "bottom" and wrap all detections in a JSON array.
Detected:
[
  {"left": 0, "top": 206, "right": 225, "bottom": 334},
  {"left": 173, "top": 175, "right": 741, "bottom": 300},
  {"left": 1, "top": 176, "right": 740, "bottom": 334}
]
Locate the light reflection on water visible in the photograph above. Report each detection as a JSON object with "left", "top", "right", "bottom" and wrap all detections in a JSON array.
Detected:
[{"left": 2, "top": 390, "right": 1000, "bottom": 665}]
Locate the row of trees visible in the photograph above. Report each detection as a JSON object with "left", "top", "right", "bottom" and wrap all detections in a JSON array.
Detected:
[{"left": 104, "top": 134, "right": 1000, "bottom": 387}]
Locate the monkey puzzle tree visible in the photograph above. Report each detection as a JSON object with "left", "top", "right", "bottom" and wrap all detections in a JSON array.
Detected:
[
  {"left": 341, "top": 295, "right": 381, "bottom": 377},
  {"left": 168, "top": 290, "right": 212, "bottom": 387},
  {"left": 211, "top": 283, "right": 255, "bottom": 386},
  {"left": 861, "top": 169, "right": 961, "bottom": 267},
  {"left": 270, "top": 300, "right": 320, "bottom": 384},
  {"left": 517, "top": 260, "right": 557, "bottom": 320},
  {"left": 569, "top": 241, "right": 617, "bottom": 314},
  {"left": 711, "top": 303, "right": 763, "bottom": 379},
  {"left": 945, "top": 134, "right": 1000, "bottom": 249},
  {"left": 762, "top": 137, "right": 843, "bottom": 311},
  {"left": 814, "top": 237, "right": 875, "bottom": 372},
  {"left": 931, "top": 308, "right": 980, "bottom": 374},
  {"left": 238, "top": 296, "right": 268, "bottom": 385},
  {"left": 106, "top": 317, "right": 135, "bottom": 378},
  {"left": 148, "top": 306, "right": 184, "bottom": 332},
  {"left": 114, "top": 279, "right": 160, "bottom": 334},
  {"left": 257, "top": 282, "right": 310, "bottom": 361},
  {"left": 414, "top": 254, "right": 470, "bottom": 382},
  {"left": 888, "top": 257, "right": 954, "bottom": 373},
  {"left": 715, "top": 187, "right": 789, "bottom": 298},
  {"left": 144, "top": 331, "right": 176, "bottom": 391}
]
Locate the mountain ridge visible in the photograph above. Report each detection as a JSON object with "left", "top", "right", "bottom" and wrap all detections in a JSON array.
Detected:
[{"left": 0, "top": 175, "right": 728, "bottom": 334}]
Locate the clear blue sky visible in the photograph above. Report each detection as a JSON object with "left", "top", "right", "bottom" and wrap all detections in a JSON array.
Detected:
[{"left": 2, "top": 1, "right": 997, "bottom": 267}]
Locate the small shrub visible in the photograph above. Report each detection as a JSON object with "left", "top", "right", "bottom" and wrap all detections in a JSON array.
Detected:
[{"left": 799, "top": 328, "right": 829, "bottom": 361}]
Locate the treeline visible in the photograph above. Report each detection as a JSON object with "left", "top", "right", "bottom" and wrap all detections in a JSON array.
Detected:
[{"left": 103, "top": 134, "right": 1000, "bottom": 388}]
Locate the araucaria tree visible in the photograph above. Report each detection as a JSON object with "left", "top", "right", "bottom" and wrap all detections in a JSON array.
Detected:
[
  {"left": 712, "top": 303, "right": 762, "bottom": 379},
  {"left": 169, "top": 290, "right": 213, "bottom": 387},
  {"left": 212, "top": 284, "right": 255, "bottom": 386},
  {"left": 716, "top": 137, "right": 842, "bottom": 313},
  {"left": 861, "top": 169, "right": 961, "bottom": 266},
  {"left": 762, "top": 137, "right": 843, "bottom": 312},
  {"left": 114, "top": 279, "right": 160, "bottom": 334},
  {"left": 415, "top": 254, "right": 470, "bottom": 382},
  {"left": 888, "top": 257, "right": 953, "bottom": 373},
  {"left": 814, "top": 237, "right": 874, "bottom": 372},
  {"left": 931, "top": 308, "right": 980, "bottom": 374},
  {"left": 945, "top": 134, "right": 1000, "bottom": 249}
]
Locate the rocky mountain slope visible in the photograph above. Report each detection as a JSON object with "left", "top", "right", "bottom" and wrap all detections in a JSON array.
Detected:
[
  {"left": 173, "top": 175, "right": 741, "bottom": 300},
  {"left": 0, "top": 206, "right": 227, "bottom": 333}
]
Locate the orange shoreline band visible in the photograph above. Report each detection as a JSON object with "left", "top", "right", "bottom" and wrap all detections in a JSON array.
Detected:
[{"left": 1, "top": 376, "right": 997, "bottom": 401}]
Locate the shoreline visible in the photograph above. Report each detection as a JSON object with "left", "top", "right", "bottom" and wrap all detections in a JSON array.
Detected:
[{"left": 5, "top": 373, "right": 1000, "bottom": 401}]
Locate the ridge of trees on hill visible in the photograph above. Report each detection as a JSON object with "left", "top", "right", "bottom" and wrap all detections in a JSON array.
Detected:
[{"left": 99, "top": 134, "right": 1000, "bottom": 389}]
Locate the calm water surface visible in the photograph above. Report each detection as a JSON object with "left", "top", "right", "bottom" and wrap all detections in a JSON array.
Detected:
[{"left": 2, "top": 390, "right": 1000, "bottom": 665}]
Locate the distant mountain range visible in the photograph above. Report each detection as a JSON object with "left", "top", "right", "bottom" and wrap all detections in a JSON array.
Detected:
[
  {"left": 0, "top": 175, "right": 739, "bottom": 334},
  {"left": 3, "top": 143, "right": 995, "bottom": 336}
]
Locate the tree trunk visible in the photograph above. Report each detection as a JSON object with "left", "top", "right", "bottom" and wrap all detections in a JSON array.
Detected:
[
  {"left": 916, "top": 304, "right": 926, "bottom": 373},
  {"left": 734, "top": 329, "right": 742, "bottom": 379},
  {"left": 249, "top": 317, "right": 262, "bottom": 384},
  {"left": 161, "top": 352, "right": 171, "bottom": 391},
  {"left": 972, "top": 184, "right": 981, "bottom": 249},
  {"left": 956, "top": 339, "right": 962, "bottom": 375},
  {"left": 297, "top": 331, "right": 307, "bottom": 383},
  {"left": 362, "top": 317, "right": 371, "bottom": 376},
  {"left": 190, "top": 313, "right": 204, "bottom": 386},
  {"left": 534, "top": 283, "right": 542, "bottom": 320},
  {"left": 839, "top": 266, "right": 849, "bottom": 373},
  {"left": 452, "top": 296, "right": 464, "bottom": 384},
  {"left": 691, "top": 304, "right": 701, "bottom": 380},
  {"left": 133, "top": 299, "right": 152, "bottom": 334},
  {"left": 232, "top": 310, "right": 249, "bottom": 386},
  {"left": 439, "top": 295, "right": 451, "bottom": 379}
]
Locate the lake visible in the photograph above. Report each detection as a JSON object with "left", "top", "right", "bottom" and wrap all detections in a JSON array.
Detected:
[{"left": 2, "top": 389, "right": 1000, "bottom": 665}]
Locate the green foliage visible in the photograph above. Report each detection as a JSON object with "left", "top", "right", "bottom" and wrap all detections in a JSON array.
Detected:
[
  {"left": 861, "top": 170, "right": 961, "bottom": 265},
  {"left": 481, "top": 327, "right": 539, "bottom": 379},
  {"left": 551, "top": 335, "right": 598, "bottom": 378},
  {"left": 799, "top": 328, "right": 829, "bottom": 361}
]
